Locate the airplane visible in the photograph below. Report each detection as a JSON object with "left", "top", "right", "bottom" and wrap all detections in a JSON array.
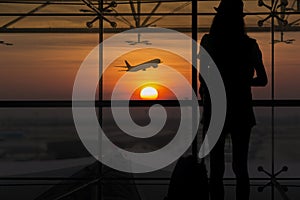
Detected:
[
  {"left": 0, "top": 40, "right": 13, "bottom": 46},
  {"left": 115, "top": 58, "right": 161, "bottom": 72}
]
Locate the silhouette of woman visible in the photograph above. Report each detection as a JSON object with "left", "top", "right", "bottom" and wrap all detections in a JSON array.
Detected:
[{"left": 199, "top": 0, "right": 268, "bottom": 200}]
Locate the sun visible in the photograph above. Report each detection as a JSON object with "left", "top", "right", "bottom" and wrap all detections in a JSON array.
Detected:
[{"left": 140, "top": 86, "right": 158, "bottom": 100}]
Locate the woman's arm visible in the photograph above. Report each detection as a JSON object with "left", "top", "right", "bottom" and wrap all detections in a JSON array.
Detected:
[{"left": 251, "top": 42, "right": 268, "bottom": 86}]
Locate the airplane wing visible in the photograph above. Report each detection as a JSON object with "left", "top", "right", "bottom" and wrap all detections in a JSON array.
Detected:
[
  {"left": 114, "top": 65, "right": 129, "bottom": 71},
  {"left": 114, "top": 66, "right": 127, "bottom": 68}
]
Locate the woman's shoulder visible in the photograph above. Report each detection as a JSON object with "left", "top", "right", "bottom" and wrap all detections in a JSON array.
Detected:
[
  {"left": 200, "top": 33, "right": 210, "bottom": 41},
  {"left": 243, "top": 35, "right": 258, "bottom": 46},
  {"left": 201, "top": 33, "right": 216, "bottom": 40}
]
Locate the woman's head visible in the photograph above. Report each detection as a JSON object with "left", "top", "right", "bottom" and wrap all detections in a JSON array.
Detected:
[{"left": 210, "top": 0, "right": 246, "bottom": 38}]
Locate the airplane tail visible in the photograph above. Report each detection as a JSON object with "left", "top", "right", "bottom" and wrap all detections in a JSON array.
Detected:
[{"left": 125, "top": 60, "right": 131, "bottom": 69}]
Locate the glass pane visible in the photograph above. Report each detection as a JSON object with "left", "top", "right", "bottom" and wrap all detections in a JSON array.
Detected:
[
  {"left": 274, "top": 183, "right": 300, "bottom": 200},
  {"left": 0, "top": 108, "right": 94, "bottom": 176},
  {"left": 103, "top": 107, "right": 183, "bottom": 153},
  {"left": 248, "top": 31, "right": 272, "bottom": 99},
  {"left": 103, "top": 3, "right": 192, "bottom": 100},
  {"left": 102, "top": 40, "right": 192, "bottom": 100},
  {"left": 225, "top": 183, "right": 272, "bottom": 200},
  {"left": 275, "top": 30, "right": 300, "bottom": 99},
  {"left": 105, "top": 1, "right": 192, "bottom": 29},
  {"left": 0, "top": 185, "right": 54, "bottom": 200},
  {"left": 274, "top": 107, "right": 300, "bottom": 200},
  {"left": 0, "top": 2, "right": 103, "bottom": 29},
  {"left": 249, "top": 108, "right": 272, "bottom": 178},
  {"left": 0, "top": 33, "right": 99, "bottom": 100},
  {"left": 275, "top": 108, "right": 300, "bottom": 178}
]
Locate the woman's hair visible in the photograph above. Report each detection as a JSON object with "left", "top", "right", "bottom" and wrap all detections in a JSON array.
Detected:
[{"left": 209, "top": 14, "right": 246, "bottom": 38}]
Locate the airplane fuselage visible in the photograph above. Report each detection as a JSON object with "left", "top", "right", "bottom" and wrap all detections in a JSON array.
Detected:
[{"left": 128, "top": 59, "right": 161, "bottom": 72}]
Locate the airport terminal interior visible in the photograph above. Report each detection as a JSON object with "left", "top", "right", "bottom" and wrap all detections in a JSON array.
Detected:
[{"left": 0, "top": 0, "right": 300, "bottom": 199}]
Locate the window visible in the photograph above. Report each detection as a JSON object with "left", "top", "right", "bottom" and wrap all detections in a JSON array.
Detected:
[{"left": 0, "top": 1, "right": 299, "bottom": 199}]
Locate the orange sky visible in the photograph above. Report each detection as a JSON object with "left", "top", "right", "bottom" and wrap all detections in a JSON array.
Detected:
[
  {"left": 103, "top": 48, "right": 191, "bottom": 100},
  {"left": 0, "top": 32, "right": 300, "bottom": 100}
]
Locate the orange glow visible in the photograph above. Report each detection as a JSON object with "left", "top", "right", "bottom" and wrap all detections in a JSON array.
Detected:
[
  {"left": 140, "top": 86, "right": 158, "bottom": 100},
  {"left": 105, "top": 48, "right": 191, "bottom": 100}
]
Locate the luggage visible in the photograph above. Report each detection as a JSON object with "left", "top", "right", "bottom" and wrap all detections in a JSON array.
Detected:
[{"left": 165, "top": 155, "right": 209, "bottom": 200}]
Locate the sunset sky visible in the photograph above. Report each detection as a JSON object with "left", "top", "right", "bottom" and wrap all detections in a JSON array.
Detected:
[
  {"left": 0, "top": 31, "right": 300, "bottom": 100},
  {"left": 103, "top": 48, "right": 191, "bottom": 100},
  {"left": 1, "top": 1, "right": 300, "bottom": 100}
]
